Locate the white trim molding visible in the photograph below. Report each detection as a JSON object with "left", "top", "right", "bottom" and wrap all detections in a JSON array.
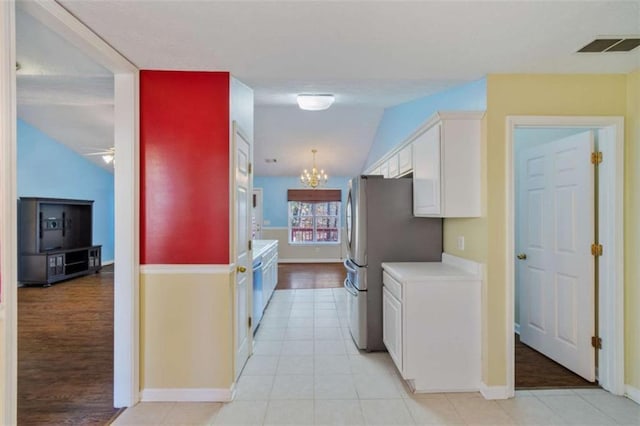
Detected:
[
  {"left": 140, "top": 264, "right": 235, "bottom": 275},
  {"left": 625, "top": 385, "right": 640, "bottom": 405},
  {"left": 479, "top": 382, "right": 510, "bottom": 400},
  {"left": 505, "top": 115, "right": 625, "bottom": 398},
  {"left": 141, "top": 386, "right": 235, "bottom": 402},
  {"left": 278, "top": 258, "right": 343, "bottom": 264},
  {"left": 514, "top": 323, "right": 520, "bottom": 335},
  {"left": 0, "top": 1, "right": 18, "bottom": 423}
]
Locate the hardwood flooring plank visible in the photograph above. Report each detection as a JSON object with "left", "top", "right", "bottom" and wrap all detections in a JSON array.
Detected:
[
  {"left": 276, "top": 263, "right": 346, "bottom": 289},
  {"left": 515, "top": 333, "right": 598, "bottom": 389},
  {"left": 18, "top": 265, "right": 117, "bottom": 425}
]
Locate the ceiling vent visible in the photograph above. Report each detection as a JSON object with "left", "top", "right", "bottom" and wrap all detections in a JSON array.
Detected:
[{"left": 577, "top": 37, "right": 640, "bottom": 53}]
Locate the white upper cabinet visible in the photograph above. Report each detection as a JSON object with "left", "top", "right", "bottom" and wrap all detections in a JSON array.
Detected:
[
  {"left": 398, "top": 144, "right": 412, "bottom": 175},
  {"left": 413, "top": 112, "right": 482, "bottom": 218},
  {"left": 379, "top": 161, "right": 389, "bottom": 178},
  {"left": 387, "top": 153, "right": 400, "bottom": 178}
]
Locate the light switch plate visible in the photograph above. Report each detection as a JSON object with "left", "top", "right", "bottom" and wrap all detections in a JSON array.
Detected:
[{"left": 457, "top": 236, "right": 465, "bottom": 251}]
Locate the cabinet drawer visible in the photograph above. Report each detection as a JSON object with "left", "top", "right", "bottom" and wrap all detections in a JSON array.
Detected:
[{"left": 382, "top": 271, "right": 402, "bottom": 301}]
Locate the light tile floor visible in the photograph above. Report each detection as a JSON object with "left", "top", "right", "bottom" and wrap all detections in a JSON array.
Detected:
[{"left": 113, "top": 288, "right": 640, "bottom": 425}]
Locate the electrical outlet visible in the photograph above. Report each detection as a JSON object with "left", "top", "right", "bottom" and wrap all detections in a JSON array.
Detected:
[
  {"left": 263, "top": 219, "right": 270, "bottom": 225},
  {"left": 457, "top": 236, "right": 465, "bottom": 251}
]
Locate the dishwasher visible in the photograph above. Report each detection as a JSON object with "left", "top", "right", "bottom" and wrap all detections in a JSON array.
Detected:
[{"left": 252, "top": 258, "right": 264, "bottom": 333}]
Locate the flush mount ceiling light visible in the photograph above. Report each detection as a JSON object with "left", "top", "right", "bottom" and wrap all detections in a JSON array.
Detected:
[{"left": 297, "top": 94, "right": 335, "bottom": 111}]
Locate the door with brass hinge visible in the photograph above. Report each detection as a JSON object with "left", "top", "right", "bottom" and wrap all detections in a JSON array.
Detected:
[
  {"left": 517, "top": 131, "right": 596, "bottom": 382},
  {"left": 233, "top": 121, "right": 253, "bottom": 379}
]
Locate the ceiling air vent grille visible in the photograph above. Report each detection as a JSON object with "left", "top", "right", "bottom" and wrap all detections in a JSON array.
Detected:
[{"left": 577, "top": 38, "right": 640, "bottom": 53}]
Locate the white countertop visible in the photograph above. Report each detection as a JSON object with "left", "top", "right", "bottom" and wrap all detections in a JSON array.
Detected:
[
  {"left": 253, "top": 239, "right": 278, "bottom": 261},
  {"left": 382, "top": 254, "right": 482, "bottom": 283}
]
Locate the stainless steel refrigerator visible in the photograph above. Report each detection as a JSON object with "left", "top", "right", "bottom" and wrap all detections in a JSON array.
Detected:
[{"left": 344, "top": 175, "right": 443, "bottom": 351}]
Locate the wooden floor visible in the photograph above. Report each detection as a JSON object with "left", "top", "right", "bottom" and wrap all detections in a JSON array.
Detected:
[
  {"left": 276, "top": 263, "right": 346, "bottom": 290},
  {"left": 18, "top": 265, "right": 118, "bottom": 425},
  {"left": 515, "top": 334, "right": 598, "bottom": 389}
]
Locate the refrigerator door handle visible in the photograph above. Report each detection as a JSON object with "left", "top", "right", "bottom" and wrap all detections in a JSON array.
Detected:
[
  {"left": 344, "top": 278, "right": 358, "bottom": 296},
  {"left": 343, "top": 258, "right": 357, "bottom": 273}
]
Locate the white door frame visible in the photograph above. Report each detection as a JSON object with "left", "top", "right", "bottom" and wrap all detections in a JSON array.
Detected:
[
  {"left": 506, "top": 116, "right": 625, "bottom": 397},
  {"left": 1, "top": 1, "right": 140, "bottom": 422},
  {"left": 252, "top": 187, "right": 263, "bottom": 239}
]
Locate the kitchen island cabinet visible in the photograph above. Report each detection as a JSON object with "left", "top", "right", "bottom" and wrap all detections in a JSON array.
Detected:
[{"left": 382, "top": 254, "right": 481, "bottom": 393}]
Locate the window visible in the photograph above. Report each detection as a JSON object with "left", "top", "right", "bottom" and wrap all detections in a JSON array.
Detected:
[
  {"left": 286, "top": 189, "right": 342, "bottom": 244},
  {"left": 288, "top": 201, "right": 341, "bottom": 244}
]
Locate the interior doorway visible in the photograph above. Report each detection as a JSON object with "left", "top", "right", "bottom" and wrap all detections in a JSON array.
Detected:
[
  {"left": 2, "top": 2, "right": 139, "bottom": 423},
  {"left": 514, "top": 128, "right": 600, "bottom": 388},
  {"left": 507, "top": 117, "right": 623, "bottom": 396},
  {"left": 14, "top": 6, "right": 118, "bottom": 423}
]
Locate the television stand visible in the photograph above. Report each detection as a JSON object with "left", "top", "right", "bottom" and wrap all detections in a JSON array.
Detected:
[{"left": 19, "top": 245, "right": 102, "bottom": 286}]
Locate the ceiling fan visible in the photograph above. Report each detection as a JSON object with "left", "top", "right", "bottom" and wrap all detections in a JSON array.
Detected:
[{"left": 84, "top": 147, "right": 115, "bottom": 165}]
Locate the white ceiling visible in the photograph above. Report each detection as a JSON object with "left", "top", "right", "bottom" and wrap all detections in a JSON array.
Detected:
[{"left": 18, "top": 1, "right": 640, "bottom": 176}]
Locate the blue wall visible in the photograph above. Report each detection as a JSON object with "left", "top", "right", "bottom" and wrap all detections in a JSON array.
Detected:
[
  {"left": 363, "top": 78, "right": 487, "bottom": 170},
  {"left": 17, "top": 119, "right": 115, "bottom": 262},
  {"left": 254, "top": 176, "right": 351, "bottom": 227}
]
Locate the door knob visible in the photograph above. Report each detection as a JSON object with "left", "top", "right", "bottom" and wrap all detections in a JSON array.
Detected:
[
  {"left": 237, "top": 266, "right": 247, "bottom": 273},
  {"left": 516, "top": 253, "right": 527, "bottom": 260}
]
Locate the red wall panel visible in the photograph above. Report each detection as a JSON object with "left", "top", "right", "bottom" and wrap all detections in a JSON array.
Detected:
[{"left": 141, "top": 71, "right": 230, "bottom": 264}]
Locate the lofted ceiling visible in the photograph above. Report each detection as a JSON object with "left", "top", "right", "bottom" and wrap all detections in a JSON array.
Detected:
[
  {"left": 18, "top": 0, "right": 640, "bottom": 176},
  {"left": 16, "top": 7, "right": 115, "bottom": 171}
]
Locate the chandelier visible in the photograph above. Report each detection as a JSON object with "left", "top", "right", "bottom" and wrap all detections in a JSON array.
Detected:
[{"left": 300, "top": 149, "right": 328, "bottom": 189}]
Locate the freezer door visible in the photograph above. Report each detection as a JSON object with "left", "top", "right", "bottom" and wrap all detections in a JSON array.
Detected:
[{"left": 345, "top": 278, "right": 367, "bottom": 350}]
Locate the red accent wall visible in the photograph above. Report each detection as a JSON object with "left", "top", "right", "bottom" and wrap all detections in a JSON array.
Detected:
[{"left": 140, "top": 71, "right": 230, "bottom": 264}]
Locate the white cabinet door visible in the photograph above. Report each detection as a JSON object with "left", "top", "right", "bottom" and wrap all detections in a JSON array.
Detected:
[
  {"left": 412, "top": 112, "right": 482, "bottom": 218},
  {"left": 383, "top": 286, "right": 403, "bottom": 372},
  {"left": 413, "top": 124, "right": 441, "bottom": 216},
  {"left": 387, "top": 154, "right": 399, "bottom": 178},
  {"left": 379, "top": 161, "right": 389, "bottom": 178},
  {"left": 398, "top": 144, "right": 412, "bottom": 175}
]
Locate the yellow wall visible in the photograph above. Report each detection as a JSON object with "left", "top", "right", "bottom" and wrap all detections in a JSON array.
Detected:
[
  {"left": 445, "top": 74, "right": 630, "bottom": 386},
  {"left": 141, "top": 270, "right": 235, "bottom": 390},
  {"left": 625, "top": 70, "right": 640, "bottom": 390}
]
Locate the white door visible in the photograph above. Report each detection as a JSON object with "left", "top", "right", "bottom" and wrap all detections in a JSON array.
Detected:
[
  {"left": 518, "top": 131, "right": 595, "bottom": 381},
  {"left": 234, "top": 122, "right": 252, "bottom": 379},
  {"left": 252, "top": 188, "right": 263, "bottom": 239}
]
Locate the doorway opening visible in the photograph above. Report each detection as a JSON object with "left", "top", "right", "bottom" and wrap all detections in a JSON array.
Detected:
[
  {"left": 506, "top": 116, "right": 625, "bottom": 397},
  {"left": 2, "top": 2, "right": 139, "bottom": 423},
  {"left": 14, "top": 6, "right": 118, "bottom": 424}
]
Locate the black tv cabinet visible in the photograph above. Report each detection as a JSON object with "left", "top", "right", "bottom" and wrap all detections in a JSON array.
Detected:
[{"left": 18, "top": 198, "right": 102, "bottom": 286}]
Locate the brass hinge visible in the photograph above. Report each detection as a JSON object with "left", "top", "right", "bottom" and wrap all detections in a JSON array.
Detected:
[
  {"left": 248, "top": 162, "right": 252, "bottom": 174},
  {"left": 248, "top": 316, "right": 252, "bottom": 329},
  {"left": 591, "top": 151, "right": 603, "bottom": 165},
  {"left": 591, "top": 336, "right": 602, "bottom": 349},
  {"left": 591, "top": 243, "right": 603, "bottom": 256},
  {"left": 248, "top": 240, "right": 252, "bottom": 251}
]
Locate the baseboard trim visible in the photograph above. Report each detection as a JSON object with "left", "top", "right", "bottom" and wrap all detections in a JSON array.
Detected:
[
  {"left": 102, "top": 260, "right": 115, "bottom": 266},
  {"left": 279, "top": 258, "right": 342, "bottom": 264},
  {"left": 480, "top": 382, "right": 510, "bottom": 400},
  {"left": 140, "top": 386, "right": 235, "bottom": 402},
  {"left": 625, "top": 385, "right": 640, "bottom": 404},
  {"left": 514, "top": 323, "right": 520, "bottom": 335}
]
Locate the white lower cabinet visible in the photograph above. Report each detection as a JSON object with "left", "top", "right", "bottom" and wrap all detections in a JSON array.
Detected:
[
  {"left": 382, "top": 254, "right": 481, "bottom": 393},
  {"left": 382, "top": 286, "right": 403, "bottom": 372}
]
